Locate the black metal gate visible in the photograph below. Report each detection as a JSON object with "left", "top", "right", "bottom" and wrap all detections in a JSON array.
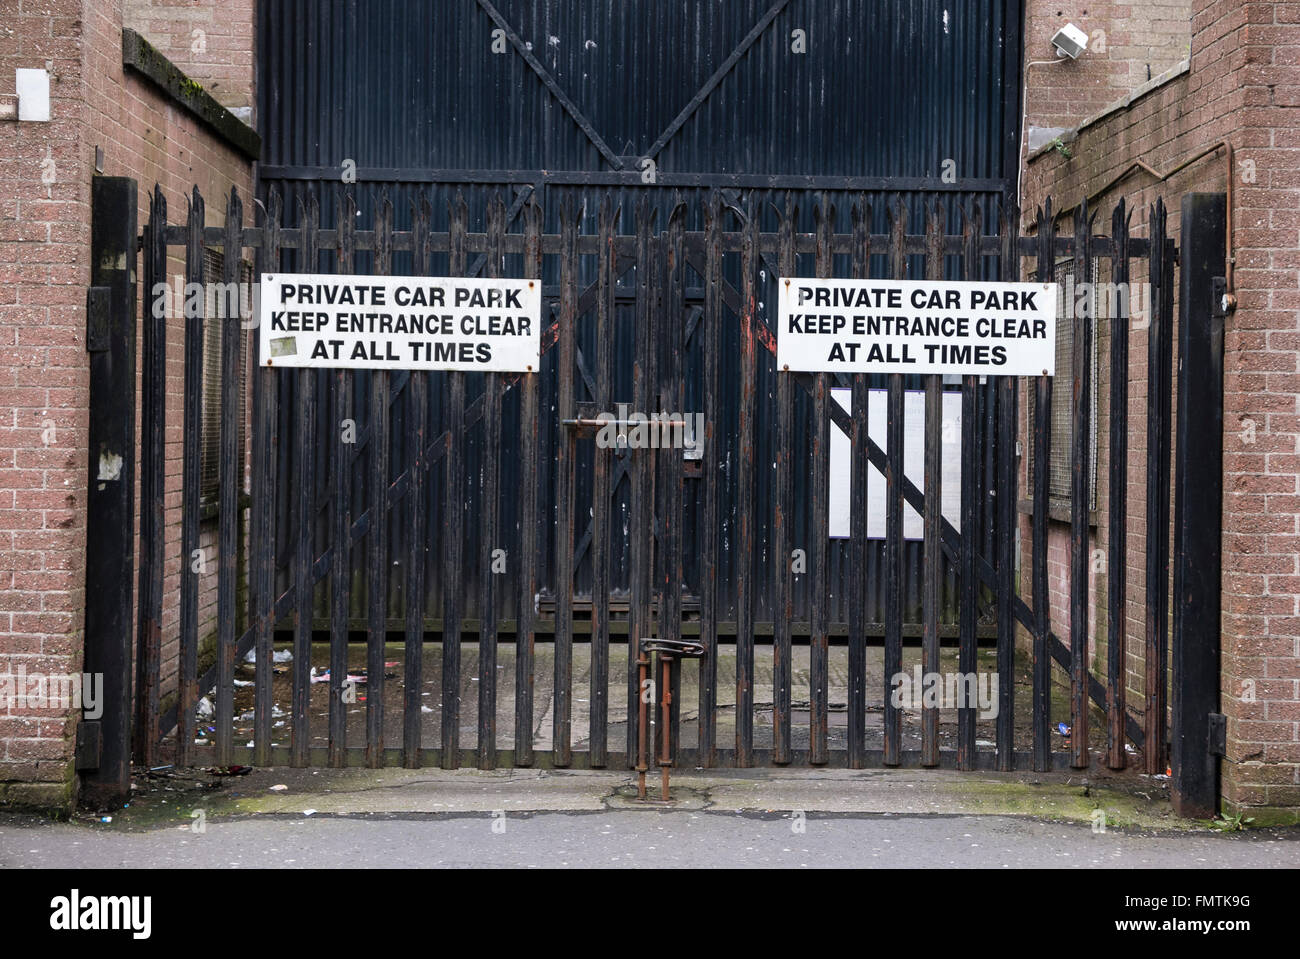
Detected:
[{"left": 128, "top": 181, "right": 1189, "bottom": 780}]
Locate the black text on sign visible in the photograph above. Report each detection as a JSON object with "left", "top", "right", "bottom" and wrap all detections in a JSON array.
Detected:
[
  {"left": 257, "top": 273, "right": 541, "bottom": 373},
  {"left": 777, "top": 278, "right": 1058, "bottom": 377}
]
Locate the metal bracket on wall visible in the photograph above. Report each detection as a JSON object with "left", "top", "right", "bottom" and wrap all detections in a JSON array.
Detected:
[
  {"left": 1207, "top": 713, "right": 1226, "bottom": 757},
  {"left": 74, "top": 721, "right": 102, "bottom": 771},
  {"left": 86, "top": 286, "right": 110, "bottom": 352}
]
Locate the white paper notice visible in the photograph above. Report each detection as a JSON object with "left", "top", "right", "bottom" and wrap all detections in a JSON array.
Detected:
[{"left": 828, "top": 388, "right": 963, "bottom": 539}]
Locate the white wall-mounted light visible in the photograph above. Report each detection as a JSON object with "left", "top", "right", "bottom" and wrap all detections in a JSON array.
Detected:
[{"left": 1051, "top": 24, "right": 1089, "bottom": 60}]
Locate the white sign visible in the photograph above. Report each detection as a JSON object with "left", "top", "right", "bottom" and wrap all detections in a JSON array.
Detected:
[
  {"left": 15, "top": 68, "right": 51, "bottom": 122},
  {"left": 258, "top": 272, "right": 541, "bottom": 372},
  {"left": 829, "top": 388, "right": 962, "bottom": 539},
  {"left": 778, "top": 277, "right": 1058, "bottom": 377}
]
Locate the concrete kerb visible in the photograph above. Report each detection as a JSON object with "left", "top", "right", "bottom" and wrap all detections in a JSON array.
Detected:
[{"left": 89, "top": 763, "right": 1200, "bottom": 833}]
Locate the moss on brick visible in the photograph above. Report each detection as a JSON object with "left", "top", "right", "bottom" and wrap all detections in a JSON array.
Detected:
[
  {"left": 1221, "top": 799, "right": 1300, "bottom": 828},
  {"left": 0, "top": 780, "right": 75, "bottom": 819},
  {"left": 121, "top": 28, "right": 260, "bottom": 160}
]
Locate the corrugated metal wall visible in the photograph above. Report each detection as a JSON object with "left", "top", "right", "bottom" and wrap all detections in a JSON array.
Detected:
[{"left": 256, "top": 0, "right": 1023, "bottom": 630}]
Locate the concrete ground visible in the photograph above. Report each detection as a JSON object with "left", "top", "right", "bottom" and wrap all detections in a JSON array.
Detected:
[
  {"left": 8, "top": 641, "right": 1294, "bottom": 870},
  {"left": 174, "top": 640, "right": 1109, "bottom": 757},
  {"left": 3, "top": 764, "right": 1299, "bottom": 868},
  {"left": 5, "top": 809, "right": 1300, "bottom": 868}
]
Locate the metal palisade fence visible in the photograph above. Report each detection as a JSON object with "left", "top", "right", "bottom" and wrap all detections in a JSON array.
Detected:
[{"left": 133, "top": 184, "right": 1176, "bottom": 778}]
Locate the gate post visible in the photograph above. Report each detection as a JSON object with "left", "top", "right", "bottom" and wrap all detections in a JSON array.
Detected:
[
  {"left": 1171, "top": 192, "right": 1227, "bottom": 818},
  {"left": 81, "top": 176, "right": 138, "bottom": 804}
]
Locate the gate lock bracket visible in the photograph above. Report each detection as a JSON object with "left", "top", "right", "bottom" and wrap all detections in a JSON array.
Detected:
[
  {"left": 563, "top": 401, "right": 701, "bottom": 475},
  {"left": 75, "top": 719, "right": 102, "bottom": 771},
  {"left": 1208, "top": 712, "right": 1226, "bottom": 757},
  {"left": 86, "top": 286, "right": 111, "bottom": 353},
  {"left": 636, "top": 637, "right": 705, "bottom": 802}
]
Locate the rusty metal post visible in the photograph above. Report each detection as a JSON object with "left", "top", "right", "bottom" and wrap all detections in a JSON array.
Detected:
[
  {"left": 636, "top": 648, "right": 650, "bottom": 800},
  {"left": 637, "top": 637, "right": 703, "bottom": 801},
  {"left": 660, "top": 655, "right": 672, "bottom": 801}
]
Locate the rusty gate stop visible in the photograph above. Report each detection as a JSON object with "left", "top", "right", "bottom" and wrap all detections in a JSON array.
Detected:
[{"left": 637, "top": 637, "right": 705, "bottom": 801}]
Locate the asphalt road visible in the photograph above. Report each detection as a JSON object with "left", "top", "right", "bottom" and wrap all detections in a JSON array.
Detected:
[{"left": 3, "top": 810, "right": 1298, "bottom": 868}]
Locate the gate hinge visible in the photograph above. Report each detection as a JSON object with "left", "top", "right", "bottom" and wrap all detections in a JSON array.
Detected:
[
  {"left": 86, "top": 286, "right": 111, "bottom": 352},
  {"left": 1207, "top": 712, "right": 1227, "bottom": 756},
  {"left": 75, "top": 720, "right": 103, "bottom": 771}
]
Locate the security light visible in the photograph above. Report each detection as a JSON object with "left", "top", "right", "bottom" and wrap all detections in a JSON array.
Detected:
[{"left": 1051, "top": 23, "right": 1089, "bottom": 59}]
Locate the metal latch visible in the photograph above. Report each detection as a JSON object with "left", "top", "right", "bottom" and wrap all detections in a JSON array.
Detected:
[{"left": 75, "top": 720, "right": 103, "bottom": 771}]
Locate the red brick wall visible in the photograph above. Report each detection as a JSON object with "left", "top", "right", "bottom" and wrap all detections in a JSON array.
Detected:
[
  {"left": 1023, "top": 0, "right": 1192, "bottom": 154},
  {"left": 1218, "top": 0, "right": 1300, "bottom": 818},
  {"left": 0, "top": 0, "right": 99, "bottom": 811},
  {"left": 87, "top": 0, "right": 255, "bottom": 722},
  {"left": 1022, "top": 0, "right": 1300, "bottom": 821},
  {"left": 0, "top": 0, "right": 253, "bottom": 811},
  {"left": 124, "top": 0, "right": 256, "bottom": 115}
]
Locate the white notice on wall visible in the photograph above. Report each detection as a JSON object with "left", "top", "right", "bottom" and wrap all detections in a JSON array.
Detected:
[
  {"left": 778, "top": 277, "right": 1057, "bottom": 377},
  {"left": 258, "top": 272, "right": 541, "bottom": 372},
  {"left": 829, "top": 388, "right": 962, "bottom": 540}
]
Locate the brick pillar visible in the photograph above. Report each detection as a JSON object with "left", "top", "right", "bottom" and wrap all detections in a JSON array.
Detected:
[
  {"left": 1216, "top": 0, "right": 1300, "bottom": 822},
  {"left": 0, "top": 0, "right": 95, "bottom": 812}
]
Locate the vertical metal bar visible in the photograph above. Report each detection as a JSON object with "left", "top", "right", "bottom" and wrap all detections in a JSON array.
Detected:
[
  {"left": 1070, "top": 199, "right": 1094, "bottom": 770},
  {"left": 215, "top": 187, "right": 243, "bottom": 766},
  {"left": 135, "top": 185, "right": 165, "bottom": 769},
  {"left": 996, "top": 202, "right": 1020, "bottom": 771},
  {"left": 884, "top": 197, "right": 907, "bottom": 767},
  {"left": 734, "top": 201, "right": 759, "bottom": 769},
  {"left": 254, "top": 190, "right": 279, "bottom": 767},
  {"left": 404, "top": 192, "right": 431, "bottom": 769},
  {"left": 142, "top": 187, "right": 167, "bottom": 758},
  {"left": 442, "top": 193, "right": 467, "bottom": 769},
  {"left": 653, "top": 225, "right": 670, "bottom": 773},
  {"left": 920, "top": 201, "right": 943, "bottom": 768},
  {"left": 292, "top": 192, "right": 319, "bottom": 768},
  {"left": 847, "top": 196, "right": 871, "bottom": 769},
  {"left": 697, "top": 191, "right": 722, "bottom": 767},
  {"left": 1145, "top": 198, "right": 1171, "bottom": 774},
  {"left": 589, "top": 193, "right": 615, "bottom": 768},
  {"left": 657, "top": 202, "right": 687, "bottom": 764},
  {"left": 772, "top": 192, "right": 797, "bottom": 767},
  {"left": 810, "top": 194, "right": 833, "bottom": 765},
  {"left": 627, "top": 197, "right": 655, "bottom": 767},
  {"left": 328, "top": 192, "right": 355, "bottom": 768},
  {"left": 82, "top": 175, "right": 137, "bottom": 804},
  {"left": 957, "top": 202, "right": 981, "bottom": 771},
  {"left": 180, "top": 187, "right": 204, "bottom": 768},
  {"left": 646, "top": 217, "right": 663, "bottom": 759},
  {"left": 1106, "top": 199, "right": 1131, "bottom": 771},
  {"left": 1171, "top": 192, "right": 1226, "bottom": 818},
  {"left": 515, "top": 198, "right": 542, "bottom": 766},
  {"left": 553, "top": 194, "right": 578, "bottom": 767},
  {"left": 477, "top": 194, "right": 505, "bottom": 770},
  {"left": 366, "top": 191, "right": 393, "bottom": 769},
  {"left": 1031, "top": 199, "right": 1055, "bottom": 771},
  {"left": 982, "top": 371, "right": 997, "bottom": 567},
  {"left": 957, "top": 386, "right": 978, "bottom": 770}
]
